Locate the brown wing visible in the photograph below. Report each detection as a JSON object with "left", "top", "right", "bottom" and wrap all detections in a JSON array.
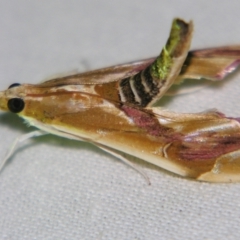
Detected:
[
  {"left": 176, "top": 46, "right": 240, "bottom": 83},
  {"left": 38, "top": 58, "right": 155, "bottom": 87},
  {"left": 39, "top": 45, "right": 240, "bottom": 88}
]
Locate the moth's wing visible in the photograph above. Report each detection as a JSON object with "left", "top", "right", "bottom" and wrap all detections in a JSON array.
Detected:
[
  {"left": 149, "top": 108, "right": 240, "bottom": 182},
  {"left": 176, "top": 46, "right": 240, "bottom": 83},
  {"left": 39, "top": 45, "right": 240, "bottom": 88},
  {"left": 38, "top": 58, "right": 155, "bottom": 87},
  {"left": 31, "top": 94, "right": 240, "bottom": 183}
]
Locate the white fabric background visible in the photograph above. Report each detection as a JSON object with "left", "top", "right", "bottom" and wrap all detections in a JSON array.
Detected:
[{"left": 0, "top": 1, "right": 240, "bottom": 239}]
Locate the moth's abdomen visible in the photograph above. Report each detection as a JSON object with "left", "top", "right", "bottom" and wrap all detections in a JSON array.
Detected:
[
  {"left": 119, "top": 66, "right": 158, "bottom": 107},
  {"left": 118, "top": 19, "right": 193, "bottom": 107}
]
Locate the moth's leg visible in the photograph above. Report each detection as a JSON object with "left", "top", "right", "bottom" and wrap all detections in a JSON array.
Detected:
[
  {"left": 0, "top": 130, "right": 47, "bottom": 172},
  {"left": 94, "top": 143, "right": 151, "bottom": 185}
]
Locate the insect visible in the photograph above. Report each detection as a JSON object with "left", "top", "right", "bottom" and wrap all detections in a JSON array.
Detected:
[{"left": 0, "top": 18, "right": 240, "bottom": 183}]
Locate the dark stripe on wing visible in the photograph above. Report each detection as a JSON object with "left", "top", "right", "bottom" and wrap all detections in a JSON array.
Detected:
[
  {"left": 119, "top": 66, "right": 162, "bottom": 107},
  {"left": 132, "top": 72, "right": 152, "bottom": 107},
  {"left": 119, "top": 78, "right": 135, "bottom": 103}
]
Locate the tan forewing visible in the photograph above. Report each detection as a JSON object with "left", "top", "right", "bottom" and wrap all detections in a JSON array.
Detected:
[
  {"left": 177, "top": 46, "right": 240, "bottom": 82},
  {"left": 38, "top": 58, "right": 155, "bottom": 87},
  {"left": 38, "top": 46, "right": 240, "bottom": 90},
  {"left": 22, "top": 94, "right": 240, "bottom": 183}
]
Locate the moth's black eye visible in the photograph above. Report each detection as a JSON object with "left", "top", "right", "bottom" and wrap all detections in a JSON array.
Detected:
[
  {"left": 8, "top": 83, "right": 21, "bottom": 89},
  {"left": 7, "top": 98, "right": 25, "bottom": 113}
]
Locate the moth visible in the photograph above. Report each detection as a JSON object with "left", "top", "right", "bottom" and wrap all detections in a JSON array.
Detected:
[{"left": 0, "top": 18, "right": 240, "bottom": 183}]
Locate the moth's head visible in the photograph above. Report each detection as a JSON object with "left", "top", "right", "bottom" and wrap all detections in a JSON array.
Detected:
[
  {"left": 0, "top": 81, "right": 103, "bottom": 122},
  {"left": 0, "top": 81, "right": 109, "bottom": 129},
  {"left": 0, "top": 82, "right": 65, "bottom": 117},
  {"left": 0, "top": 83, "right": 27, "bottom": 114}
]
